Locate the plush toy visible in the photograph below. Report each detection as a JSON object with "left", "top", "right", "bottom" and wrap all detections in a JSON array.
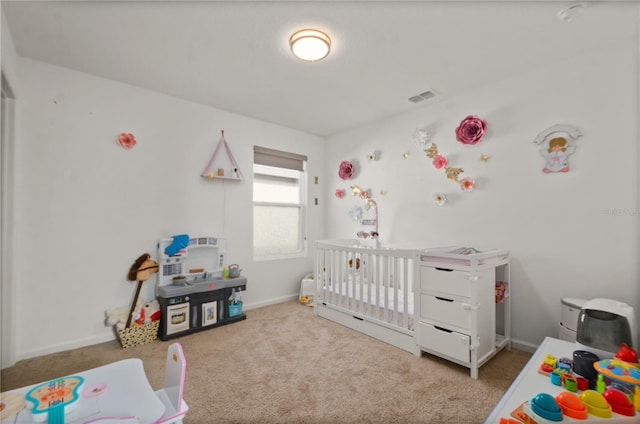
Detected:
[
  {"left": 105, "top": 298, "right": 144, "bottom": 330},
  {"left": 134, "top": 308, "right": 146, "bottom": 326},
  {"left": 348, "top": 258, "right": 361, "bottom": 270},
  {"left": 143, "top": 299, "right": 161, "bottom": 323}
]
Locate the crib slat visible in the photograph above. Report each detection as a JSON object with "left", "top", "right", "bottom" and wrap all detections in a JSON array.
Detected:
[
  {"left": 391, "top": 257, "right": 397, "bottom": 325},
  {"left": 314, "top": 240, "right": 419, "bottom": 333}
]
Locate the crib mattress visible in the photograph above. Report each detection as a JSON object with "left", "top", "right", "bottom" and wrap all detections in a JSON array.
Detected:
[{"left": 320, "top": 281, "right": 414, "bottom": 330}]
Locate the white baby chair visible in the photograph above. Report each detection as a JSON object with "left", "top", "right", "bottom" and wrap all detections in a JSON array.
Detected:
[{"left": 154, "top": 343, "right": 189, "bottom": 424}]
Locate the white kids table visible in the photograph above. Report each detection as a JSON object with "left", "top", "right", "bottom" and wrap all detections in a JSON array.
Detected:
[
  {"left": 485, "top": 336, "right": 638, "bottom": 423},
  {"left": 1, "top": 358, "right": 164, "bottom": 423}
]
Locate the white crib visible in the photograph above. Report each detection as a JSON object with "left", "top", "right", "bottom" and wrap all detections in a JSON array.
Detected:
[{"left": 314, "top": 239, "right": 423, "bottom": 355}]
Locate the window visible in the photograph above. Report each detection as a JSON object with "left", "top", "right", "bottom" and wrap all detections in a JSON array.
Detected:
[{"left": 253, "top": 146, "right": 307, "bottom": 259}]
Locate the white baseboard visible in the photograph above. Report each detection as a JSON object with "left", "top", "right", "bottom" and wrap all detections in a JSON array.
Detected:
[
  {"left": 510, "top": 338, "right": 539, "bottom": 354},
  {"left": 10, "top": 296, "right": 299, "bottom": 365},
  {"left": 16, "top": 332, "right": 116, "bottom": 363},
  {"left": 243, "top": 295, "right": 298, "bottom": 311}
]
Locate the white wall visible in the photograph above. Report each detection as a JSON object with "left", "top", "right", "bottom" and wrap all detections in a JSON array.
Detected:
[
  {"left": 9, "top": 57, "right": 324, "bottom": 360},
  {"left": 324, "top": 40, "right": 639, "bottom": 350}
]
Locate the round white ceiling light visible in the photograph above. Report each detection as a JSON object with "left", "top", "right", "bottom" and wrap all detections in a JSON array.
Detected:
[{"left": 289, "top": 29, "right": 331, "bottom": 62}]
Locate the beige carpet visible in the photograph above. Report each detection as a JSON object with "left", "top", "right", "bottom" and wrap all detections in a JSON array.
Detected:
[{"left": 1, "top": 300, "right": 531, "bottom": 423}]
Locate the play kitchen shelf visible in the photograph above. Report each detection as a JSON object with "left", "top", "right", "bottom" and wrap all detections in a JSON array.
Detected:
[
  {"left": 157, "top": 276, "right": 247, "bottom": 341},
  {"left": 417, "top": 246, "right": 511, "bottom": 379}
]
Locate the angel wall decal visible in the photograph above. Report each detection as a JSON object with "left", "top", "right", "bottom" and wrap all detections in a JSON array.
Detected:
[{"left": 533, "top": 124, "right": 582, "bottom": 173}]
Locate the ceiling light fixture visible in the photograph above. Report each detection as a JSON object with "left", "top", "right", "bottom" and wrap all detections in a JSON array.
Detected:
[{"left": 289, "top": 29, "right": 331, "bottom": 62}]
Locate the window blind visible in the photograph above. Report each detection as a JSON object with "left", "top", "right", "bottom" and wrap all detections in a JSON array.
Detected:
[{"left": 254, "top": 146, "right": 307, "bottom": 171}]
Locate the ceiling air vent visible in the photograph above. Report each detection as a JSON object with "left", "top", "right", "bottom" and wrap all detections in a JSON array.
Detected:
[{"left": 408, "top": 89, "right": 437, "bottom": 104}]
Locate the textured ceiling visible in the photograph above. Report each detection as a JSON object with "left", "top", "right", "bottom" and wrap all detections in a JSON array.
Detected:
[{"left": 2, "top": 1, "right": 638, "bottom": 136}]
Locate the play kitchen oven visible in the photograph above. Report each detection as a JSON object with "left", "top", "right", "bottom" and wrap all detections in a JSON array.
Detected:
[{"left": 157, "top": 277, "right": 247, "bottom": 340}]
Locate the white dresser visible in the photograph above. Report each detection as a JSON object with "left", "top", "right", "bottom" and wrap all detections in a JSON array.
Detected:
[{"left": 417, "top": 247, "right": 511, "bottom": 379}]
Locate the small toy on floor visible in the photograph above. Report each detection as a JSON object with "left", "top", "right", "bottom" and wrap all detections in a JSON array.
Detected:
[
  {"left": 299, "top": 295, "right": 314, "bottom": 306},
  {"left": 105, "top": 299, "right": 160, "bottom": 330}
]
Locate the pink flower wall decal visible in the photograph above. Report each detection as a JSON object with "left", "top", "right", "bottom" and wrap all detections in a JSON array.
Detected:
[
  {"left": 335, "top": 189, "right": 345, "bottom": 198},
  {"left": 433, "top": 193, "right": 447, "bottom": 206},
  {"left": 460, "top": 177, "right": 475, "bottom": 191},
  {"left": 432, "top": 155, "right": 448, "bottom": 169},
  {"left": 338, "top": 161, "right": 354, "bottom": 180},
  {"left": 117, "top": 133, "right": 137, "bottom": 149},
  {"left": 455, "top": 115, "right": 487, "bottom": 145}
]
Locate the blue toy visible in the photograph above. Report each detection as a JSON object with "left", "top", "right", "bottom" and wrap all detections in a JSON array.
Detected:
[{"left": 164, "top": 234, "right": 189, "bottom": 256}]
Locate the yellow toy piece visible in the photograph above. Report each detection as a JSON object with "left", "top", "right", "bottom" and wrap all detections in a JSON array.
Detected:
[
  {"left": 542, "top": 354, "right": 556, "bottom": 368},
  {"left": 579, "top": 390, "right": 612, "bottom": 419}
]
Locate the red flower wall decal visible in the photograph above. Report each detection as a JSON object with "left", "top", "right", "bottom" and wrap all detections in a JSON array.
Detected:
[
  {"left": 118, "top": 133, "right": 136, "bottom": 149},
  {"left": 459, "top": 177, "right": 475, "bottom": 191},
  {"left": 455, "top": 115, "right": 487, "bottom": 145},
  {"left": 338, "top": 161, "right": 354, "bottom": 180},
  {"left": 432, "top": 155, "right": 447, "bottom": 169}
]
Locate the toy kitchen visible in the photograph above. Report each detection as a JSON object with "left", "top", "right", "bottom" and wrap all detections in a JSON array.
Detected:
[{"left": 156, "top": 235, "right": 247, "bottom": 341}]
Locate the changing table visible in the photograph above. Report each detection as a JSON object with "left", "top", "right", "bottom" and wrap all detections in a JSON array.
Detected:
[{"left": 418, "top": 246, "right": 511, "bottom": 379}]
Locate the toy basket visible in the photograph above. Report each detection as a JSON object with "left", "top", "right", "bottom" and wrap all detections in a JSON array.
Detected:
[
  {"left": 116, "top": 252, "right": 161, "bottom": 349},
  {"left": 117, "top": 320, "right": 159, "bottom": 349}
]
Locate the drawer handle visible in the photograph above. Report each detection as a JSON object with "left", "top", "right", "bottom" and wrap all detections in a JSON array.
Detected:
[
  {"left": 434, "top": 325, "right": 453, "bottom": 333},
  {"left": 434, "top": 267, "right": 453, "bottom": 272},
  {"left": 435, "top": 296, "right": 454, "bottom": 302}
]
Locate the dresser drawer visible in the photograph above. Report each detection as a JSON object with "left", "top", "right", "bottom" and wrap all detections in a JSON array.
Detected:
[
  {"left": 418, "top": 322, "right": 470, "bottom": 364},
  {"left": 421, "top": 266, "right": 494, "bottom": 298},
  {"left": 421, "top": 266, "right": 471, "bottom": 297},
  {"left": 420, "top": 294, "right": 471, "bottom": 330}
]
